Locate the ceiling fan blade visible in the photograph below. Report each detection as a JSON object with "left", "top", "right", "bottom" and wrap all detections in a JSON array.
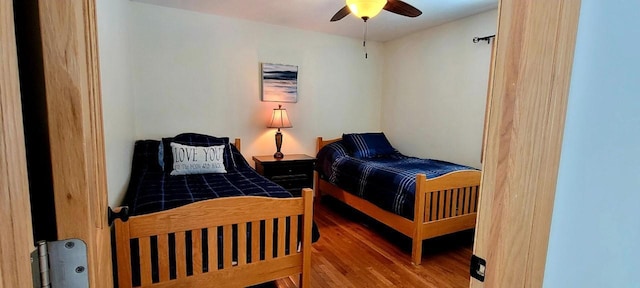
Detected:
[
  {"left": 383, "top": 0, "right": 422, "bottom": 17},
  {"left": 330, "top": 5, "right": 351, "bottom": 22}
]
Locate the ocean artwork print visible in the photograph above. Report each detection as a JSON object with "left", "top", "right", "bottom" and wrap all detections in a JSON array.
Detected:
[{"left": 261, "top": 63, "right": 298, "bottom": 103}]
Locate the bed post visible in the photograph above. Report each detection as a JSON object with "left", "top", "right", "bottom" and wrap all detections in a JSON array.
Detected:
[
  {"left": 301, "top": 188, "right": 313, "bottom": 288},
  {"left": 314, "top": 137, "right": 323, "bottom": 200},
  {"left": 233, "top": 138, "right": 241, "bottom": 152},
  {"left": 114, "top": 214, "right": 133, "bottom": 288},
  {"left": 412, "top": 174, "right": 427, "bottom": 265}
]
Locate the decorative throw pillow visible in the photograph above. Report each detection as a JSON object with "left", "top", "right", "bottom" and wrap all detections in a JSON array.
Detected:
[
  {"left": 169, "top": 142, "right": 227, "bottom": 175},
  {"left": 160, "top": 133, "right": 237, "bottom": 173},
  {"left": 130, "top": 140, "right": 163, "bottom": 172},
  {"left": 342, "top": 132, "right": 397, "bottom": 158}
]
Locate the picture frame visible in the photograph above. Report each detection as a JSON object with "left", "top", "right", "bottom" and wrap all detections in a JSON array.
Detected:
[{"left": 261, "top": 63, "right": 298, "bottom": 103}]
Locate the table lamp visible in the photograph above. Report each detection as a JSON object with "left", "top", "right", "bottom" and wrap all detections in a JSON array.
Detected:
[{"left": 267, "top": 105, "right": 292, "bottom": 159}]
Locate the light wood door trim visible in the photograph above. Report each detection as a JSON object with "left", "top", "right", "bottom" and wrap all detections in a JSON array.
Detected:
[
  {"left": 0, "top": 1, "right": 36, "bottom": 286},
  {"left": 472, "top": 0, "right": 581, "bottom": 287},
  {"left": 480, "top": 40, "right": 496, "bottom": 163},
  {"left": 38, "top": 0, "right": 112, "bottom": 286}
]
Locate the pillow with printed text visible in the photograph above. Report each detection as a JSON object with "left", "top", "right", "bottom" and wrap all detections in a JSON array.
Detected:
[{"left": 169, "top": 142, "right": 227, "bottom": 175}]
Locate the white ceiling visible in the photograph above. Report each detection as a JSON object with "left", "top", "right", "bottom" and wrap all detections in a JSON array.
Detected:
[{"left": 132, "top": 0, "right": 498, "bottom": 42}]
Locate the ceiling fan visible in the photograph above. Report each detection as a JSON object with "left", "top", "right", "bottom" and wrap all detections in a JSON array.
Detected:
[
  {"left": 330, "top": 0, "right": 422, "bottom": 58},
  {"left": 330, "top": 0, "right": 422, "bottom": 22}
]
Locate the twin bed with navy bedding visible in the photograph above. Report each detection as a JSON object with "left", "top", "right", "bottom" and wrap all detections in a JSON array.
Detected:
[
  {"left": 113, "top": 133, "right": 316, "bottom": 288},
  {"left": 315, "top": 132, "right": 481, "bottom": 265},
  {"left": 113, "top": 131, "right": 479, "bottom": 287}
]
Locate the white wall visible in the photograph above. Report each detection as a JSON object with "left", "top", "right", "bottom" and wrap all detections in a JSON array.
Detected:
[
  {"left": 97, "top": 2, "right": 496, "bottom": 206},
  {"left": 129, "top": 2, "right": 384, "bottom": 160},
  {"left": 98, "top": 2, "right": 384, "bottom": 204},
  {"left": 96, "top": 0, "right": 136, "bottom": 206},
  {"left": 544, "top": 1, "right": 640, "bottom": 287},
  {"left": 381, "top": 10, "right": 497, "bottom": 168}
]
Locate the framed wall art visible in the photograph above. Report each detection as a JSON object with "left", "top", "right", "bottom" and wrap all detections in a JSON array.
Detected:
[{"left": 261, "top": 63, "right": 298, "bottom": 103}]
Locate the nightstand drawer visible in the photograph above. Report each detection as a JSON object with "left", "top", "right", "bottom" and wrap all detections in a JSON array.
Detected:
[
  {"left": 263, "top": 163, "right": 313, "bottom": 177},
  {"left": 271, "top": 173, "right": 309, "bottom": 182},
  {"left": 252, "top": 154, "right": 316, "bottom": 197},
  {"left": 272, "top": 177, "right": 313, "bottom": 194}
]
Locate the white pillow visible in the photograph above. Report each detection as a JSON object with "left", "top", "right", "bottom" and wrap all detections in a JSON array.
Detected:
[{"left": 169, "top": 142, "right": 227, "bottom": 175}]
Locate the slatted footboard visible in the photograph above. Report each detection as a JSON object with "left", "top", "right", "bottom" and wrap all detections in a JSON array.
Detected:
[
  {"left": 412, "top": 171, "right": 481, "bottom": 264},
  {"left": 114, "top": 189, "right": 313, "bottom": 288},
  {"left": 315, "top": 136, "right": 481, "bottom": 265}
]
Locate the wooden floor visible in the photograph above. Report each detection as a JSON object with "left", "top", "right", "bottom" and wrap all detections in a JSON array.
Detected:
[{"left": 274, "top": 197, "right": 474, "bottom": 288}]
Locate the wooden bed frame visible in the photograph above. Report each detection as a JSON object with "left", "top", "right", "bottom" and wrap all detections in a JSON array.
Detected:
[
  {"left": 315, "top": 137, "right": 481, "bottom": 265},
  {"left": 113, "top": 139, "right": 313, "bottom": 288}
]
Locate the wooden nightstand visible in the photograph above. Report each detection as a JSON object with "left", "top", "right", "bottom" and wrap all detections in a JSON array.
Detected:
[{"left": 252, "top": 154, "right": 316, "bottom": 196}]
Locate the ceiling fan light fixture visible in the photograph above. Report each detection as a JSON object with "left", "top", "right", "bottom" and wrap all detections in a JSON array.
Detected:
[{"left": 346, "top": 0, "right": 387, "bottom": 19}]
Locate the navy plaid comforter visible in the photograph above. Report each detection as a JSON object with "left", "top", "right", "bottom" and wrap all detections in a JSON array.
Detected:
[
  {"left": 122, "top": 140, "right": 292, "bottom": 216},
  {"left": 121, "top": 138, "right": 319, "bottom": 286},
  {"left": 316, "top": 141, "right": 477, "bottom": 219}
]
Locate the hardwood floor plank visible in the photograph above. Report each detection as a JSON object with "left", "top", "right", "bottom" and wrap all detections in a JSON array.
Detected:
[{"left": 272, "top": 198, "right": 473, "bottom": 287}]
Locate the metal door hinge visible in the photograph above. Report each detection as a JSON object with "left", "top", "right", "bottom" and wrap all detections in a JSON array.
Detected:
[
  {"left": 31, "top": 239, "right": 89, "bottom": 288},
  {"left": 470, "top": 254, "right": 486, "bottom": 282}
]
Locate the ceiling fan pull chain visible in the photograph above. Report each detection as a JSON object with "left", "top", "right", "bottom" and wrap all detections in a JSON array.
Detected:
[{"left": 363, "top": 19, "right": 368, "bottom": 59}]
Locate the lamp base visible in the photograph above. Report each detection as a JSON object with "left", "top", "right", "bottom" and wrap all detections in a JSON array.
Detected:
[{"left": 274, "top": 130, "right": 284, "bottom": 159}]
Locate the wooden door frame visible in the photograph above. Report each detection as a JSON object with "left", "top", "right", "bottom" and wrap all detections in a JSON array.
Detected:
[
  {"left": 472, "top": 0, "right": 581, "bottom": 287},
  {"left": 38, "top": 0, "right": 113, "bottom": 286},
  {"left": 31, "top": 0, "right": 582, "bottom": 287},
  {"left": 0, "top": 0, "right": 36, "bottom": 286},
  {"left": 480, "top": 40, "right": 496, "bottom": 164}
]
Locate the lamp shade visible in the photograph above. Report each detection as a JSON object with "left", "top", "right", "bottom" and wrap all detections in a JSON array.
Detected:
[
  {"left": 267, "top": 105, "right": 292, "bottom": 129},
  {"left": 346, "top": 0, "right": 387, "bottom": 19}
]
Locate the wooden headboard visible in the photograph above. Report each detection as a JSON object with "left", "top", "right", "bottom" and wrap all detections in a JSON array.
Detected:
[{"left": 315, "top": 137, "right": 341, "bottom": 154}]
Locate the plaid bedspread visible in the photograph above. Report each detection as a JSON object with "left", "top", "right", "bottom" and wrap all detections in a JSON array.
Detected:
[
  {"left": 123, "top": 140, "right": 292, "bottom": 216},
  {"left": 121, "top": 138, "right": 319, "bottom": 286},
  {"left": 316, "top": 141, "right": 477, "bottom": 219}
]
